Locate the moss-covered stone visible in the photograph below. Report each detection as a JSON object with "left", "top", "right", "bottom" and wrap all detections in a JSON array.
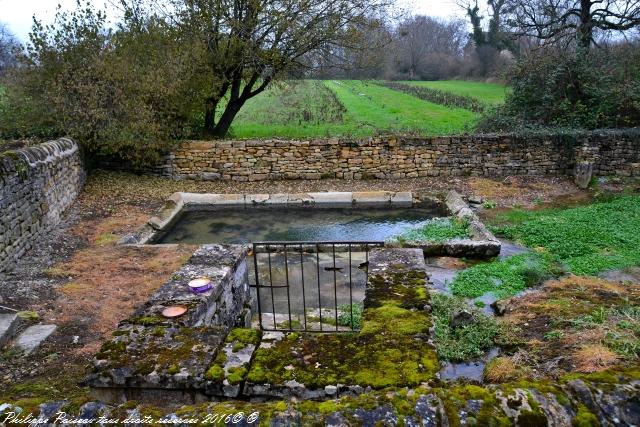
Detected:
[
  {"left": 572, "top": 404, "right": 601, "bottom": 427},
  {"left": 225, "top": 328, "right": 261, "bottom": 346},
  {"left": 247, "top": 248, "right": 437, "bottom": 390},
  {"left": 204, "top": 364, "right": 225, "bottom": 381},
  {"left": 88, "top": 325, "right": 225, "bottom": 389}
]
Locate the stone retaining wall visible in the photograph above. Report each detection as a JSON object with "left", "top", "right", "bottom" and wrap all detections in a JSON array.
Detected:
[
  {"left": 0, "top": 139, "right": 85, "bottom": 272},
  {"left": 151, "top": 130, "right": 640, "bottom": 181}
]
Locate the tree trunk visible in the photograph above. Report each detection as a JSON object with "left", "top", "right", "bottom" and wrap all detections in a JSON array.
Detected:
[
  {"left": 578, "top": 0, "right": 593, "bottom": 50},
  {"left": 204, "top": 97, "right": 217, "bottom": 135},
  {"left": 210, "top": 100, "right": 243, "bottom": 138}
]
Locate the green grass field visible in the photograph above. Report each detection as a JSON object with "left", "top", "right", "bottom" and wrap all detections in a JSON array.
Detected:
[
  {"left": 403, "top": 80, "right": 509, "bottom": 105},
  {"left": 227, "top": 80, "right": 481, "bottom": 138},
  {"left": 1, "top": 79, "right": 504, "bottom": 140}
]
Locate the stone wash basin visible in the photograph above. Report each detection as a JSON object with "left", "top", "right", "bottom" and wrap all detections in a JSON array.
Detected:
[
  {"left": 86, "top": 191, "right": 502, "bottom": 405},
  {"left": 120, "top": 190, "right": 501, "bottom": 259}
]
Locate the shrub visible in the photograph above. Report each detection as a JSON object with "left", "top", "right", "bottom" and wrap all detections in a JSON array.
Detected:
[
  {"left": 0, "top": 3, "right": 205, "bottom": 165},
  {"left": 478, "top": 43, "right": 640, "bottom": 132}
]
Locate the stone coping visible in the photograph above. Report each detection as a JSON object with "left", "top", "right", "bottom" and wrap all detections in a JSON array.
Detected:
[
  {"left": 0, "top": 138, "right": 78, "bottom": 172},
  {"left": 388, "top": 190, "right": 501, "bottom": 258}
]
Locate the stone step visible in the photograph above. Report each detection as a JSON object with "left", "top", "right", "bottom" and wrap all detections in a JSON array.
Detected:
[
  {"left": 0, "top": 313, "right": 19, "bottom": 348},
  {"left": 14, "top": 324, "right": 57, "bottom": 355}
]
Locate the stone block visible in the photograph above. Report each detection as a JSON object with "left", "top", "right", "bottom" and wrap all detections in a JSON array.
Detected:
[
  {"left": 308, "top": 192, "right": 352, "bottom": 207},
  {"left": 351, "top": 191, "right": 392, "bottom": 207}
]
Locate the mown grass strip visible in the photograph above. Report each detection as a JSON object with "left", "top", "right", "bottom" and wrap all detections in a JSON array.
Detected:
[
  {"left": 227, "top": 80, "right": 356, "bottom": 138},
  {"left": 403, "top": 80, "right": 509, "bottom": 105},
  {"left": 226, "top": 79, "right": 479, "bottom": 138},
  {"left": 323, "top": 80, "right": 479, "bottom": 136}
]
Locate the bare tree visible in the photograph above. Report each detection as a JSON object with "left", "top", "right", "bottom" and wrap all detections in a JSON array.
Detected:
[
  {"left": 302, "top": 17, "right": 394, "bottom": 80},
  {"left": 0, "top": 23, "right": 19, "bottom": 76},
  {"left": 506, "top": 0, "right": 640, "bottom": 50},
  {"left": 394, "top": 16, "right": 467, "bottom": 79},
  {"left": 117, "top": 0, "right": 390, "bottom": 138}
]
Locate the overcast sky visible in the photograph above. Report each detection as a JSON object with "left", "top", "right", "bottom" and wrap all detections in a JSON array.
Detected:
[{"left": 1, "top": 0, "right": 476, "bottom": 41}]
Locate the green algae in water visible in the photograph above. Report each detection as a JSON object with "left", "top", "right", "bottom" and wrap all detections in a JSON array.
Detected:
[{"left": 392, "top": 217, "right": 470, "bottom": 243}]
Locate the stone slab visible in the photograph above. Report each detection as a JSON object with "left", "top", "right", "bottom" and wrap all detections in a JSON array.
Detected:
[
  {"left": 351, "top": 191, "right": 392, "bottom": 207},
  {"left": 390, "top": 192, "right": 413, "bottom": 207},
  {"left": 307, "top": 192, "right": 353, "bottom": 206},
  {"left": 15, "top": 324, "right": 57, "bottom": 354},
  {"left": 181, "top": 193, "right": 245, "bottom": 207},
  {"left": 0, "top": 313, "right": 18, "bottom": 347}
]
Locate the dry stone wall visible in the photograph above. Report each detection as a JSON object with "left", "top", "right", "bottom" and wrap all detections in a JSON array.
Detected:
[
  {"left": 0, "top": 138, "right": 85, "bottom": 272},
  {"left": 153, "top": 130, "right": 640, "bottom": 181}
]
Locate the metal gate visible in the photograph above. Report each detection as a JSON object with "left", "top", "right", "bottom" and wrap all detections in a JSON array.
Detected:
[{"left": 251, "top": 241, "right": 383, "bottom": 332}]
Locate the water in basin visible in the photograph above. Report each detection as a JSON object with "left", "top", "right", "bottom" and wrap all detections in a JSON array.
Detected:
[{"left": 156, "top": 207, "right": 442, "bottom": 244}]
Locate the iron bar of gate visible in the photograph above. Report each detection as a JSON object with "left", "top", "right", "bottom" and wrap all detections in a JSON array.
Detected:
[
  {"left": 251, "top": 241, "right": 383, "bottom": 333},
  {"left": 267, "top": 246, "right": 276, "bottom": 330},
  {"left": 349, "top": 244, "right": 353, "bottom": 329},
  {"left": 316, "top": 243, "right": 323, "bottom": 332},
  {"left": 332, "top": 243, "right": 338, "bottom": 332},
  {"left": 299, "top": 244, "right": 307, "bottom": 330}
]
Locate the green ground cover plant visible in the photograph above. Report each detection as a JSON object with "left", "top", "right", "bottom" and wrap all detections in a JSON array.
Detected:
[
  {"left": 392, "top": 217, "right": 470, "bottom": 243},
  {"left": 337, "top": 303, "right": 364, "bottom": 330},
  {"left": 491, "top": 195, "right": 640, "bottom": 276},
  {"left": 431, "top": 293, "right": 500, "bottom": 361},
  {"left": 450, "top": 253, "right": 556, "bottom": 298},
  {"left": 404, "top": 80, "right": 508, "bottom": 105}
]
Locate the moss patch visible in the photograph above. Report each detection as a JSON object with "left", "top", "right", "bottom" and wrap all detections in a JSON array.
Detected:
[
  {"left": 204, "top": 364, "right": 225, "bottom": 381},
  {"left": 225, "top": 328, "right": 261, "bottom": 346}
]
